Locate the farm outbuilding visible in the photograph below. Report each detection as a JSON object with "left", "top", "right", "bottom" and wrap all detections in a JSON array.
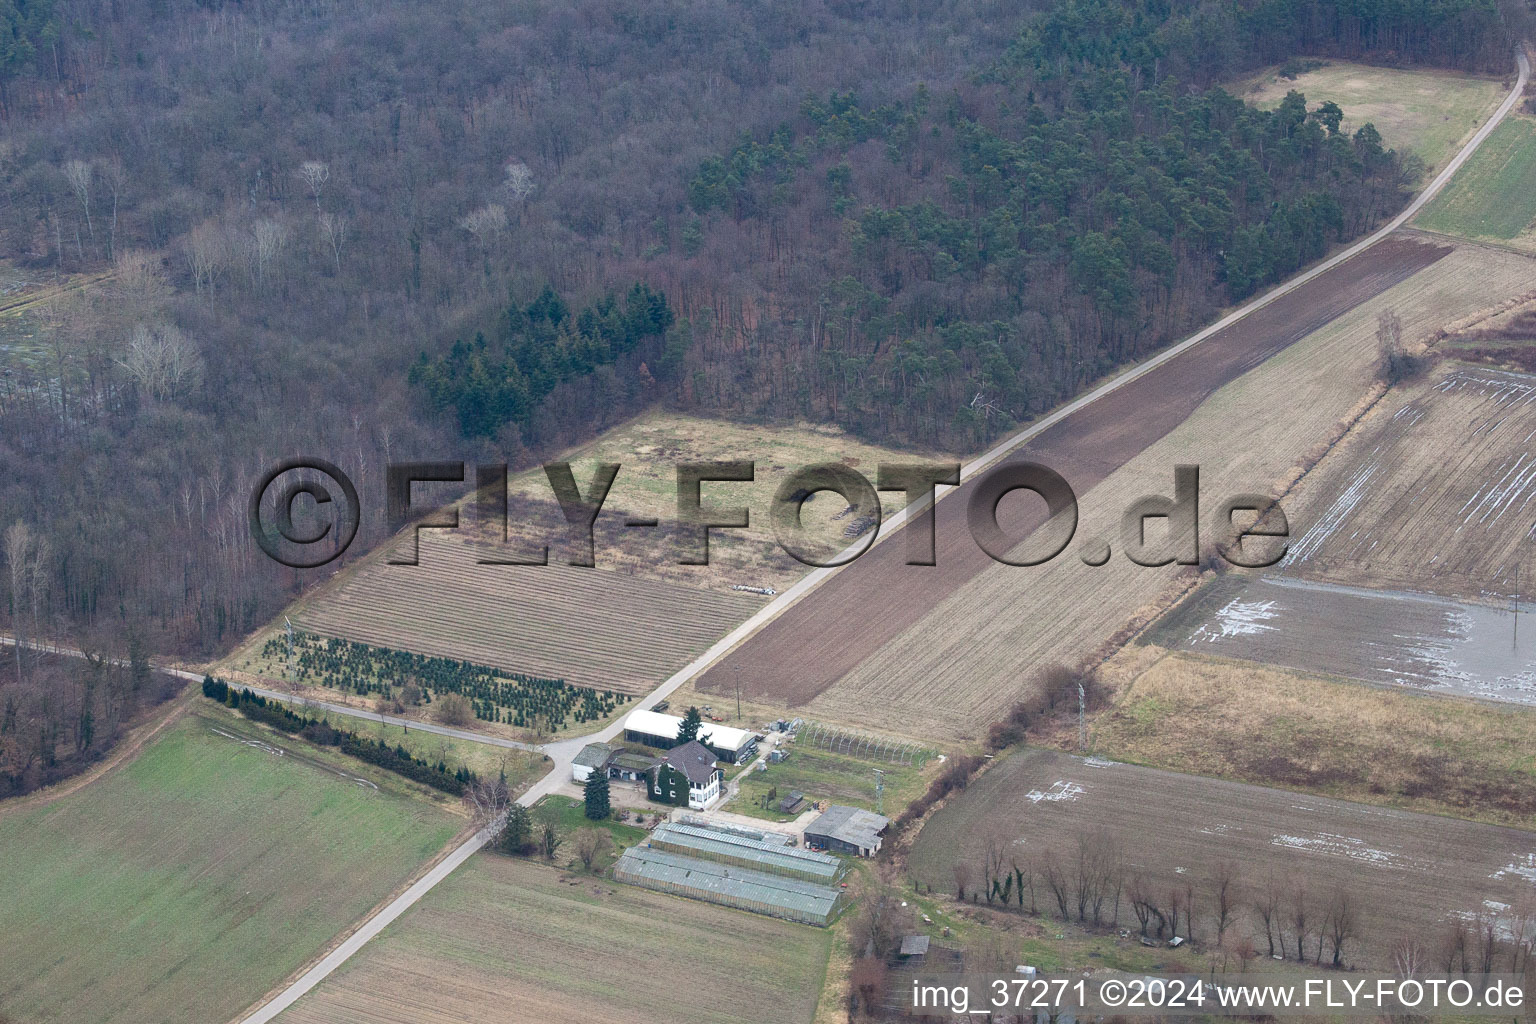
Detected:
[
  {"left": 612, "top": 846, "right": 843, "bottom": 927},
  {"left": 624, "top": 709, "right": 758, "bottom": 764},
  {"left": 571, "top": 742, "right": 615, "bottom": 783},
  {"left": 606, "top": 750, "right": 660, "bottom": 782},
  {"left": 648, "top": 822, "right": 842, "bottom": 884},
  {"left": 804, "top": 805, "right": 889, "bottom": 857}
]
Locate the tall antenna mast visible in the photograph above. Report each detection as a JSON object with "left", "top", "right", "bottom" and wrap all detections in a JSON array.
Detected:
[
  {"left": 285, "top": 617, "right": 295, "bottom": 682},
  {"left": 1515, "top": 562, "right": 1520, "bottom": 648},
  {"left": 873, "top": 768, "right": 886, "bottom": 816}
]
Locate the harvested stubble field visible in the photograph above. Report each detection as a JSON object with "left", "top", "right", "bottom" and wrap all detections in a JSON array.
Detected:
[
  {"left": 1147, "top": 574, "right": 1536, "bottom": 706},
  {"left": 0, "top": 708, "right": 459, "bottom": 1024},
  {"left": 230, "top": 412, "right": 934, "bottom": 701},
  {"left": 1417, "top": 116, "right": 1536, "bottom": 242},
  {"left": 1234, "top": 60, "right": 1507, "bottom": 173},
  {"left": 1281, "top": 364, "right": 1536, "bottom": 601},
  {"left": 290, "top": 534, "right": 759, "bottom": 696},
  {"left": 1084, "top": 647, "right": 1536, "bottom": 827},
  {"left": 907, "top": 749, "right": 1536, "bottom": 969},
  {"left": 702, "top": 241, "right": 1536, "bottom": 742},
  {"left": 276, "top": 853, "right": 832, "bottom": 1024}
]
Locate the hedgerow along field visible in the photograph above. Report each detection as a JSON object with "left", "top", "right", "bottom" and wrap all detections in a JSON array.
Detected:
[
  {"left": 0, "top": 708, "right": 459, "bottom": 1024},
  {"left": 908, "top": 749, "right": 1536, "bottom": 970},
  {"left": 276, "top": 853, "right": 832, "bottom": 1024},
  {"left": 261, "top": 630, "right": 627, "bottom": 729},
  {"left": 1234, "top": 60, "right": 1506, "bottom": 173},
  {"left": 1417, "top": 116, "right": 1536, "bottom": 240}
]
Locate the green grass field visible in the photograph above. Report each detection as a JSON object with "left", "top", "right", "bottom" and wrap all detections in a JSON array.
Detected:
[
  {"left": 531, "top": 794, "right": 649, "bottom": 870},
  {"left": 277, "top": 853, "right": 832, "bottom": 1024},
  {"left": 1417, "top": 116, "right": 1536, "bottom": 239},
  {"left": 0, "top": 708, "right": 459, "bottom": 1024},
  {"left": 733, "top": 747, "right": 928, "bottom": 823}
]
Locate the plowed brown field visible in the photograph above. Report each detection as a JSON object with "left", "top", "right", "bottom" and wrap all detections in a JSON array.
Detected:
[
  {"left": 908, "top": 749, "right": 1536, "bottom": 968},
  {"left": 700, "top": 237, "right": 1456, "bottom": 716}
]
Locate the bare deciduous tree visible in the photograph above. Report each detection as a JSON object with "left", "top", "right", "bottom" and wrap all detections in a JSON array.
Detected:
[
  {"left": 249, "top": 218, "right": 290, "bottom": 292},
  {"left": 112, "top": 249, "right": 172, "bottom": 323},
  {"left": 572, "top": 827, "right": 611, "bottom": 872},
  {"left": 120, "top": 324, "right": 203, "bottom": 402},
  {"left": 952, "top": 860, "right": 972, "bottom": 902},
  {"left": 63, "top": 159, "right": 93, "bottom": 245},
  {"left": 318, "top": 212, "right": 349, "bottom": 275},
  {"left": 503, "top": 159, "right": 535, "bottom": 204},
  {"left": 1440, "top": 917, "right": 1470, "bottom": 974},
  {"left": 296, "top": 160, "right": 330, "bottom": 211},
  {"left": 1254, "top": 871, "right": 1284, "bottom": 959},
  {"left": 1290, "top": 882, "right": 1311, "bottom": 963},
  {"left": 1129, "top": 871, "right": 1167, "bottom": 939},
  {"left": 185, "top": 221, "right": 230, "bottom": 297},
  {"left": 99, "top": 157, "right": 127, "bottom": 260},
  {"left": 1324, "top": 886, "right": 1357, "bottom": 967},
  {"left": 1042, "top": 854, "right": 1072, "bottom": 920},
  {"left": 465, "top": 775, "right": 511, "bottom": 839},
  {"left": 432, "top": 693, "right": 472, "bottom": 726},
  {"left": 850, "top": 879, "right": 913, "bottom": 959},
  {"left": 458, "top": 202, "right": 508, "bottom": 277},
  {"left": 4, "top": 522, "right": 49, "bottom": 683},
  {"left": 1213, "top": 861, "right": 1241, "bottom": 945}
]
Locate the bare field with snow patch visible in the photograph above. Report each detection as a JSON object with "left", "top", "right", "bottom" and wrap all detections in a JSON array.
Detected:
[{"left": 909, "top": 749, "right": 1536, "bottom": 968}]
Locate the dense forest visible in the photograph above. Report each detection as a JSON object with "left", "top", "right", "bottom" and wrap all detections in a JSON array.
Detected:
[{"left": 0, "top": 0, "right": 1525, "bottom": 714}]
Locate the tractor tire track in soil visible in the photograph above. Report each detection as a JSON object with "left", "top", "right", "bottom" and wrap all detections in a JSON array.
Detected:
[{"left": 700, "top": 236, "right": 1452, "bottom": 706}]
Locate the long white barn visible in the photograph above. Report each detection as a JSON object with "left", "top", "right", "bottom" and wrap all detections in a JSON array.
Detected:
[{"left": 624, "top": 708, "right": 758, "bottom": 764}]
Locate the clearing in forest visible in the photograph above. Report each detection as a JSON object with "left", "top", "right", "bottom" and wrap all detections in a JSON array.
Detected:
[
  {"left": 1233, "top": 59, "right": 1507, "bottom": 174},
  {"left": 275, "top": 853, "right": 832, "bottom": 1024},
  {"left": 0, "top": 708, "right": 459, "bottom": 1024}
]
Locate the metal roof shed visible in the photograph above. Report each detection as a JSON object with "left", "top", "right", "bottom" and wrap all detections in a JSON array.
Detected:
[
  {"left": 613, "top": 846, "right": 843, "bottom": 927},
  {"left": 649, "top": 822, "right": 842, "bottom": 883}
]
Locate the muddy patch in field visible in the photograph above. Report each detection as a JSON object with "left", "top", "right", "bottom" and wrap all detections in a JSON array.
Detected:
[{"left": 1151, "top": 575, "right": 1536, "bottom": 706}]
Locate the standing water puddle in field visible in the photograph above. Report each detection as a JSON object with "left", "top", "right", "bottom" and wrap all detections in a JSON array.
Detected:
[{"left": 1164, "top": 576, "right": 1536, "bottom": 706}]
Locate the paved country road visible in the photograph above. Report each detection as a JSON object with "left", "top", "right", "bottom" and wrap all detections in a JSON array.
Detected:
[
  {"left": 231, "top": 47, "right": 1533, "bottom": 1023},
  {"left": 9, "top": 47, "right": 1529, "bottom": 1024}
]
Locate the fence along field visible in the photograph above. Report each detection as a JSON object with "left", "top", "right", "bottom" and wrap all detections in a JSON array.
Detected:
[
  {"left": 908, "top": 749, "right": 1536, "bottom": 971},
  {"left": 262, "top": 630, "right": 627, "bottom": 728},
  {"left": 0, "top": 709, "right": 459, "bottom": 1024},
  {"left": 276, "top": 853, "right": 831, "bottom": 1024}
]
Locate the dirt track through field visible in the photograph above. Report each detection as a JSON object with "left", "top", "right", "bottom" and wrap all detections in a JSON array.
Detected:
[{"left": 700, "top": 237, "right": 1452, "bottom": 706}]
